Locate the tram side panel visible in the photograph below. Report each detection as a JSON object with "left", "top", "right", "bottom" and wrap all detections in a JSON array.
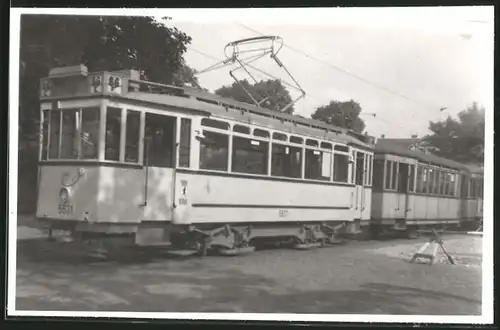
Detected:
[
  {"left": 171, "top": 171, "right": 355, "bottom": 226},
  {"left": 360, "top": 187, "right": 372, "bottom": 222},
  {"left": 36, "top": 165, "right": 100, "bottom": 226},
  {"left": 96, "top": 166, "right": 167, "bottom": 223},
  {"left": 36, "top": 165, "right": 163, "bottom": 227}
]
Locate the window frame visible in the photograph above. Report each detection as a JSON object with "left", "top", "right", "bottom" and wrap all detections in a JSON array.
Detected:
[
  {"left": 304, "top": 145, "right": 332, "bottom": 182},
  {"left": 332, "top": 150, "right": 350, "bottom": 184},
  {"left": 231, "top": 134, "right": 270, "bottom": 176},
  {"left": 42, "top": 106, "right": 103, "bottom": 162}
]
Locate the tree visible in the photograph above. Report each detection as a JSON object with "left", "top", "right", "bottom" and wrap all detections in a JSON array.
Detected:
[
  {"left": 214, "top": 79, "right": 295, "bottom": 114},
  {"left": 310, "top": 100, "right": 366, "bottom": 133},
  {"left": 20, "top": 15, "right": 194, "bottom": 144},
  {"left": 18, "top": 15, "right": 195, "bottom": 213},
  {"left": 171, "top": 60, "right": 204, "bottom": 89},
  {"left": 423, "top": 102, "right": 485, "bottom": 164}
]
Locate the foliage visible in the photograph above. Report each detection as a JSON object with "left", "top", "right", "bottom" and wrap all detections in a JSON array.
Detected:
[
  {"left": 423, "top": 102, "right": 485, "bottom": 165},
  {"left": 19, "top": 15, "right": 195, "bottom": 147},
  {"left": 214, "top": 79, "right": 295, "bottom": 114},
  {"left": 18, "top": 15, "right": 196, "bottom": 212},
  {"left": 172, "top": 60, "right": 201, "bottom": 88},
  {"left": 310, "top": 99, "right": 366, "bottom": 133}
]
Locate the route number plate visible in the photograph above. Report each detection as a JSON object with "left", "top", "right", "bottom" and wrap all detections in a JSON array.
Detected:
[
  {"left": 58, "top": 202, "right": 74, "bottom": 215},
  {"left": 278, "top": 209, "right": 288, "bottom": 217}
]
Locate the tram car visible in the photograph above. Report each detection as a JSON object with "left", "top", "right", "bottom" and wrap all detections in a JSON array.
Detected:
[
  {"left": 368, "top": 139, "right": 484, "bottom": 237},
  {"left": 459, "top": 165, "right": 484, "bottom": 230},
  {"left": 35, "top": 65, "right": 484, "bottom": 257},
  {"left": 35, "top": 65, "right": 375, "bottom": 256}
]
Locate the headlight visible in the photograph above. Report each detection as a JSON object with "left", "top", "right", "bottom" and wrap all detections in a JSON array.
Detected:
[{"left": 59, "top": 187, "right": 70, "bottom": 203}]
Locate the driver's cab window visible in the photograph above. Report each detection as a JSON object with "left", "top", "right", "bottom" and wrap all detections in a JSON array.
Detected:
[{"left": 144, "top": 113, "right": 176, "bottom": 167}]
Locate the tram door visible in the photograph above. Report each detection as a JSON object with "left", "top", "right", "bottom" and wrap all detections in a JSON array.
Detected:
[
  {"left": 396, "top": 163, "right": 409, "bottom": 219},
  {"left": 460, "top": 174, "right": 469, "bottom": 221},
  {"left": 142, "top": 113, "right": 177, "bottom": 221},
  {"left": 353, "top": 151, "right": 366, "bottom": 220}
]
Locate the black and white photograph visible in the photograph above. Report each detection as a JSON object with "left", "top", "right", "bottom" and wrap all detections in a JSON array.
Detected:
[{"left": 8, "top": 6, "right": 493, "bottom": 324}]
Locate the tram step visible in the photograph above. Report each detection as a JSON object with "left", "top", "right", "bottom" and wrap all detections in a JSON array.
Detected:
[
  {"left": 218, "top": 246, "right": 256, "bottom": 256},
  {"left": 164, "top": 249, "right": 199, "bottom": 257},
  {"left": 293, "top": 242, "right": 322, "bottom": 250},
  {"left": 326, "top": 239, "right": 346, "bottom": 245}
]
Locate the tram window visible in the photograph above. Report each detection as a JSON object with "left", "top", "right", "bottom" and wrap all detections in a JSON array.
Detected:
[
  {"left": 144, "top": 114, "right": 176, "bottom": 167},
  {"left": 478, "top": 179, "right": 482, "bottom": 198},
  {"left": 454, "top": 175, "right": 461, "bottom": 197},
  {"left": 125, "top": 110, "right": 140, "bottom": 163},
  {"left": 384, "top": 161, "right": 392, "bottom": 189},
  {"left": 463, "top": 176, "right": 470, "bottom": 198},
  {"left": 391, "top": 162, "right": 398, "bottom": 190},
  {"left": 439, "top": 171, "right": 446, "bottom": 195},
  {"left": 351, "top": 150, "right": 356, "bottom": 184},
  {"left": 449, "top": 174, "right": 455, "bottom": 196},
  {"left": 479, "top": 179, "right": 484, "bottom": 198},
  {"left": 201, "top": 118, "right": 229, "bottom": 130},
  {"left": 271, "top": 144, "right": 302, "bottom": 178},
  {"left": 48, "top": 110, "right": 61, "bottom": 159},
  {"left": 272, "top": 132, "right": 287, "bottom": 141},
  {"left": 355, "top": 152, "right": 365, "bottom": 186},
  {"left": 105, "top": 107, "right": 121, "bottom": 161},
  {"left": 179, "top": 118, "right": 191, "bottom": 168},
  {"left": 321, "top": 142, "right": 332, "bottom": 150},
  {"left": 364, "top": 155, "right": 369, "bottom": 186},
  {"left": 334, "top": 145, "right": 349, "bottom": 152},
  {"left": 333, "top": 153, "right": 349, "bottom": 183},
  {"left": 290, "top": 136, "right": 303, "bottom": 144},
  {"left": 443, "top": 173, "right": 447, "bottom": 195},
  {"left": 429, "top": 169, "right": 439, "bottom": 194},
  {"left": 452, "top": 174, "right": 457, "bottom": 196},
  {"left": 41, "top": 110, "right": 49, "bottom": 160},
  {"left": 428, "top": 169, "right": 435, "bottom": 194},
  {"left": 416, "top": 166, "right": 423, "bottom": 193},
  {"left": 233, "top": 125, "right": 250, "bottom": 134},
  {"left": 367, "top": 155, "right": 373, "bottom": 186},
  {"left": 408, "top": 164, "right": 415, "bottom": 192},
  {"left": 372, "top": 159, "right": 384, "bottom": 191},
  {"left": 306, "top": 139, "right": 318, "bottom": 147},
  {"left": 254, "top": 129, "right": 270, "bottom": 138},
  {"left": 199, "top": 130, "right": 228, "bottom": 171},
  {"left": 60, "top": 109, "right": 80, "bottom": 159},
  {"left": 232, "top": 136, "right": 268, "bottom": 175},
  {"left": 365, "top": 155, "right": 370, "bottom": 186},
  {"left": 445, "top": 172, "right": 451, "bottom": 195},
  {"left": 305, "top": 149, "right": 330, "bottom": 181},
  {"left": 422, "top": 168, "right": 429, "bottom": 193},
  {"left": 81, "top": 107, "right": 100, "bottom": 159},
  {"left": 443, "top": 173, "right": 449, "bottom": 195}
]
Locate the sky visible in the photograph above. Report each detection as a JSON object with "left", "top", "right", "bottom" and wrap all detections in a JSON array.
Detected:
[{"left": 157, "top": 6, "right": 493, "bottom": 139}]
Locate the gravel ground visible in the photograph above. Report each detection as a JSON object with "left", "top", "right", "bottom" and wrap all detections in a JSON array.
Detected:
[{"left": 13, "top": 221, "right": 483, "bottom": 316}]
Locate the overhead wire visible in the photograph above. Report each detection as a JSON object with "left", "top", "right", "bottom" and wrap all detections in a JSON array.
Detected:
[
  {"left": 238, "top": 23, "right": 446, "bottom": 115},
  {"left": 186, "top": 45, "right": 406, "bottom": 132},
  {"left": 236, "top": 23, "right": 435, "bottom": 133}
]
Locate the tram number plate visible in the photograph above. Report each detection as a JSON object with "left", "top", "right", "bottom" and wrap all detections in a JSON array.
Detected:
[
  {"left": 278, "top": 209, "right": 289, "bottom": 218},
  {"left": 58, "top": 203, "right": 74, "bottom": 215},
  {"left": 178, "top": 198, "right": 188, "bottom": 205}
]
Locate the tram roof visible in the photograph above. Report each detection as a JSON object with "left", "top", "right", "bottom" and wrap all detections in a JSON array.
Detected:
[
  {"left": 41, "top": 66, "right": 374, "bottom": 150},
  {"left": 124, "top": 88, "right": 374, "bottom": 150},
  {"left": 375, "top": 139, "right": 470, "bottom": 171}
]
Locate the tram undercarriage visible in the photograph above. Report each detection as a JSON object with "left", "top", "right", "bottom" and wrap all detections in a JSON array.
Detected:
[{"left": 40, "top": 219, "right": 349, "bottom": 259}]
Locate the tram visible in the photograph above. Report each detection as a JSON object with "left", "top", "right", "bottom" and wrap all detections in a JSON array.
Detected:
[
  {"left": 35, "top": 64, "right": 484, "bottom": 257},
  {"left": 369, "top": 139, "right": 483, "bottom": 237},
  {"left": 35, "top": 64, "right": 375, "bottom": 256}
]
